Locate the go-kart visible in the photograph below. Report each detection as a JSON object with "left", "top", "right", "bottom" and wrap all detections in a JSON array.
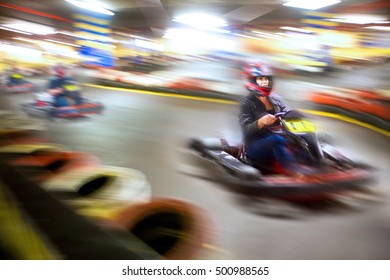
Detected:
[
  {"left": 21, "top": 82, "right": 104, "bottom": 119},
  {"left": 188, "top": 111, "right": 375, "bottom": 201},
  {"left": 1, "top": 73, "right": 35, "bottom": 93}
]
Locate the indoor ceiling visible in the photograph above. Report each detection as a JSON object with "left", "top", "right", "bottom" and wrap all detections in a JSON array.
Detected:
[{"left": 0, "top": 0, "right": 389, "bottom": 42}]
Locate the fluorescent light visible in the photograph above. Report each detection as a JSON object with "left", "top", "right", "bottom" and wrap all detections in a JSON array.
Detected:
[
  {"left": 0, "top": 26, "right": 33, "bottom": 35},
  {"left": 75, "top": 33, "right": 116, "bottom": 42},
  {"left": 56, "top": 31, "right": 79, "bottom": 37},
  {"left": 0, "top": 44, "right": 42, "bottom": 58},
  {"left": 173, "top": 13, "right": 227, "bottom": 30},
  {"left": 45, "top": 39, "right": 80, "bottom": 47},
  {"left": 328, "top": 14, "right": 388, "bottom": 24},
  {"left": 372, "top": 20, "right": 390, "bottom": 24},
  {"left": 13, "top": 37, "right": 80, "bottom": 48},
  {"left": 134, "top": 39, "right": 164, "bottom": 51},
  {"left": 3, "top": 23, "right": 55, "bottom": 35},
  {"left": 211, "top": 28, "right": 231, "bottom": 34},
  {"left": 117, "top": 40, "right": 132, "bottom": 45},
  {"left": 164, "top": 28, "right": 199, "bottom": 40},
  {"left": 13, "top": 37, "right": 35, "bottom": 43},
  {"left": 364, "top": 26, "right": 390, "bottom": 31},
  {"left": 129, "top": 35, "right": 157, "bottom": 42},
  {"left": 252, "top": 31, "right": 282, "bottom": 39},
  {"left": 65, "top": 0, "right": 114, "bottom": 16},
  {"left": 114, "top": 31, "right": 132, "bottom": 37},
  {"left": 283, "top": 0, "right": 340, "bottom": 10},
  {"left": 280, "top": 26, "right": 314, "bottom": 33},
  {"left": 114, "top": 32, "right": 157, "bottom": 42},
  {"left": 232, "top": 33, "right": 263, "bottom": 41}
]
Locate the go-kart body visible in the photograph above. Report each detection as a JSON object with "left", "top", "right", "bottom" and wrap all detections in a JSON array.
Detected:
[
  {"left": 22, "top": 82, "right": 104, "bottom": 119},
  {"left": 2, "top": 73, "right": 35, "bottom": 93},
  {"left": 189, "top": 114, "right": 375, "bottom": 201}
]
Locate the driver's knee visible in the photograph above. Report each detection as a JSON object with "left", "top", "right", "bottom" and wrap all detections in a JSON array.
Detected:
[{"left": 271, "top": 134, "right": 287, "bottom": 146}]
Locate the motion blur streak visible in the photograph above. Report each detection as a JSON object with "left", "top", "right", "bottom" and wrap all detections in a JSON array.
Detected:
[
  {"left": 0, "top": 3, "right": 73, "bottom": 23},
  {"left": 82, "top": 83, "right": 238, "bottom": 105},
  {"left": 301, "top": 109, "right": 390, "bottom": 137},
  {"left": 83, "top": 83, "right": 389, "bottom": 137}
]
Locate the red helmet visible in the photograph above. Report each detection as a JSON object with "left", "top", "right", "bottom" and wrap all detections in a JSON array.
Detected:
[
  {"left": 243, "top": 61, "right": 274, "bottom": 96},
  {"left": 53, "top": 65, "right": 65, "bottom": 78}
]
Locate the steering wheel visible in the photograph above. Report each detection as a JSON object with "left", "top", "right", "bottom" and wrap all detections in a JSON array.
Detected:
[{"left": 269, "top": 111, "right": 293, "bottom": 132}]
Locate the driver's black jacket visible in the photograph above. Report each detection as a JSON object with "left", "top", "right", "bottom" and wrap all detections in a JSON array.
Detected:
[{"left": 239, "top": 91, "right": 291, "bottom": 146}]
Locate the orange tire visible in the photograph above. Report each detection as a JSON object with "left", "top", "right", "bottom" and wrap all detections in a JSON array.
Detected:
[
  {"left": 8, "top": 150, "right": 100, "bottom": 183},
  {"left": 113, "top": 197, "right": 212, "bottom": 260}
]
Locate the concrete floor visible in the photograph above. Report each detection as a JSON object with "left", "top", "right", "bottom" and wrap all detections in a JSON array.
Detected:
[{"left": 1, "top": 64, "right": 389, "bottom": 260}]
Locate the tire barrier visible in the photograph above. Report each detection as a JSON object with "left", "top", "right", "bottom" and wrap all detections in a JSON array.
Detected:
[
  {"left": 39, "top": 170, "right": 213, "bottom": 260},
  {"left": 0, "top": 108, "right": 213, "bottom": 260},
  {"left": 0, "top": 130, "right": 50, "bottom": 147},
  {"left": 307, "top": 88, "right": 390, "bottom": 131},
  {"left": 7, "top": 151, "right": 100, "bottom": 183},
  {"left": 112, "top": 197, "right": 212, "bottom": 260},
  {"left": 309, "top": 88, "right": 389, "bottom": 121},
  {"left": 0, "top": 159, "right": 159, "bottom": 260},
  {"left": 0, "top": 110, "right": 48, "bottom": 145},
  {"left": 41, "top": 166, "right": 152, "bottom": 206},
  {"left": 0, "top": 110, "right": 46, "bottom": 134},
  {"left": 0, "top": 143, "right": 63, "bottom": 155},
  {"left": 0, "top": 143, "right": 64, "bottom": 163}
]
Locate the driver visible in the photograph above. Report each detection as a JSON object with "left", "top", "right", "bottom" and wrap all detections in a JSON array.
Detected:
[
  {"left": 48, "top": 65, "right": 82, "bottom": 107},
  {"left": 7, "top": 65, "right": 23, "bottom": 85},
  {"left": 239, "top": 61, "right": 307, "bottom": 176}
]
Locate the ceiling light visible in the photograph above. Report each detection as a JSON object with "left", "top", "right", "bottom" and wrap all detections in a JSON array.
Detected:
[
  {"left": 283, "top": 0, "right": 341, "bottom": 10},
  {"left": 114, "top": 31, "right": 132, "bottom": 37},
  {"left": 280, "top": 26, "right": 314, "bottom": 33},
  {"left": 56, "top": 31, "right": 79, "bottom": 37},
  {"left": 372, "top": 20, "right": 390, "bottom": 24},
  {"left": 129, "top": 35, "right": 158, "bottom": 42},
  {"left": 0, "top": 26, "right": 33, "bottom": 35},
  {"left": 0, "top": 44, "right": 42, "bottom": 57},
  {"left": 13, "top": 37, "right": 36, "bottom": 43},
  {"left": 232, "top": 33, "right": 263, "bottom": 41},
  {"left": 328, "top": 14, "right": 388, "bottom": 24},
  {"left": 3, "top": 23, "right": 55, "bottom": 35},
  {"left": 212, "top": 28, "right": 231, "bottom": 34},
  {"left": 173, "top": 13, "right": 227, "bottom": 30},
  {"left": 134, "top": 39, "right": 164, "bottom": 51},
  {"left": 252, "top": 31, "right": 282, "bottom": 39},
  {"left": 364, "top": 26, "right": 390, "bottom": 31},
  {"left": 65, "top": 0, "right": 114, "bottom": 16},
  {"left": 45, "top": 39, "right": 80, "bottom": 47}
]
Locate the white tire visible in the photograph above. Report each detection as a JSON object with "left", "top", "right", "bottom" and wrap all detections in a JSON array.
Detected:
[{"left": 41, "top": 165, "right": 152, "bottom": 204}]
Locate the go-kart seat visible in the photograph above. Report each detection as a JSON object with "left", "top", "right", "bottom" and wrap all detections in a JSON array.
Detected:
[{"left": 220, "top": 139, "right": 242, "bottom": 159}]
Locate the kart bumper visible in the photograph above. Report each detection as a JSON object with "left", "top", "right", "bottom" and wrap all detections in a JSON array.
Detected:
[
  {"left": 190, "top": 147, "right": 376, "bottom": 200},
  {"left": 51, "top": 103, "right": 104, "bottom": 117},
  {"left": 22, "top": 101, "right": 104, "bottom": 118},
  {"left": 3, "top": 83, "right": 34, "bottom": 93}
]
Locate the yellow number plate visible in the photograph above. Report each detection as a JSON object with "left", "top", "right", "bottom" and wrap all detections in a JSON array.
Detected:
[
  {"left": 284, "top": 120, "right": 316, "bottom": 133},
  {"left": 64, "top": 84, "right": 79, "bottom": 91},
  {"left": 11, "top": 74, "right": 23, "bottom": 79}
]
